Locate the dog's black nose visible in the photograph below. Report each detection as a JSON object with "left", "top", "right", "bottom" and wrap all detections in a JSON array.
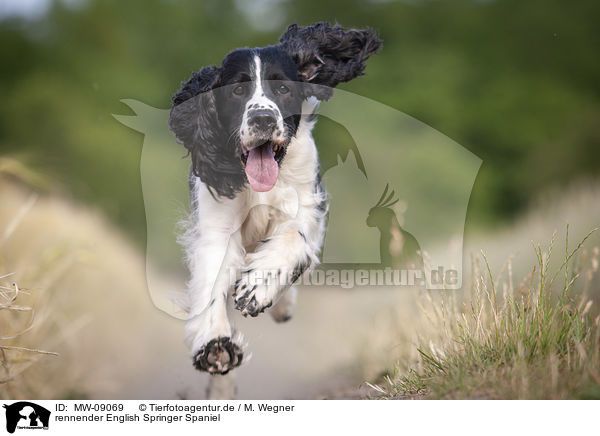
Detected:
[{"left": 249, "top": 110, "right": 277, "bottom": 131}]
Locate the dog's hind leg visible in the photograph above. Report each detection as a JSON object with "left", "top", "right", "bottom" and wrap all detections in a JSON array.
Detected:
[{"left": 269, "top": 285, "right": 297, "bottom": 323}]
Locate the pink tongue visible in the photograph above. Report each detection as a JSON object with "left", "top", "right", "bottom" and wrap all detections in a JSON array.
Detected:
[{"left": 245, "top": 144, "right": 279, "bottom": 192}]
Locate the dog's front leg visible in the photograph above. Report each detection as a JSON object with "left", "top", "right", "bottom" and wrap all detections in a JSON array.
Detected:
[
  {"left": 183, "top": 187, "right": 247, "bottom": 374},
  {"left": 233, "top": 221, "right": 318, "bottom": 318},
  {"left": 184, "top": 227, "right": 245, "bottom": 374}
]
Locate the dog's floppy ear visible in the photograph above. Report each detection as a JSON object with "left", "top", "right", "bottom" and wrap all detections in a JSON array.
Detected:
[
  {"left": 169, "top": 66, "right": 245, "bottom": 198},
  {"left": 279, "top": 22, "right": 382, "bottom": 100},
  {"left": 169, "top": 65, "right": 221, "bottom": 154}
]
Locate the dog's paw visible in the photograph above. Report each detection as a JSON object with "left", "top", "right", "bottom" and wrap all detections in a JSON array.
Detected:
[
  {"left": 269, "top": 285, "right": 297, "bottom": 323},
  {"left": 233, "top": 270, "right": 281, "bottom": 317},
  {"left": 271, "top": 311, "right": 292, "bottom": 323},
  {"left": 193, "top": 337, "right": 243, "bottom": 375}
]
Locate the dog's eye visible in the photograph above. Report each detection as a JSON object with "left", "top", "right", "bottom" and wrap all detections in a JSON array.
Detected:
[
  {"left": 232, "top": 85, "right": 245, "bottom": 96},
  {"left": 276, "top": 84, "right": 289, "bottom": 95}
]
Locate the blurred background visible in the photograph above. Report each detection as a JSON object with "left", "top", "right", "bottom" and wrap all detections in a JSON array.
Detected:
[
  {"left": 0, "top": 0, "right": 599, "bottom": 399},
  {"left": 2, "top": 0, "right": 599, "bottom": 237}
]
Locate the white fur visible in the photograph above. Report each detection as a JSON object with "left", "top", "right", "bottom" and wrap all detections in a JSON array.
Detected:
[{"left": 239, "top": 56, "right": 287, "bottom": 146}]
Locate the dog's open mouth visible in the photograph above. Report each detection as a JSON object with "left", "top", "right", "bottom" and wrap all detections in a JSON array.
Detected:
[{"left": 241, "top": 141, "right": 285, "bottom": 192}]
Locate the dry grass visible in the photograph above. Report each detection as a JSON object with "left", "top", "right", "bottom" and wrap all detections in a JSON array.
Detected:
[
  {"left": 358, "top": 179, "right": 600, "bottom": 399},
  {"left": 0, "top": 167, "right": 91, "bottom": 399},
  {"left": 0, "top": 277, "right": 61, "bottom": 398},
  {"left": 0, "top": 188, "right": 61, "bottom": 398},
  {"left": 367, "top": 227, "right": 600, "bottom": 399},
  {"left": 0, "top": 160, "right": 181, "bottom": 399}
]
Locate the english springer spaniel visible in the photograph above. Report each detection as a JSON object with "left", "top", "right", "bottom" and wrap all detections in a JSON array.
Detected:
[{"left": 169, "top": 22, "right": 381, "bottom": 380}]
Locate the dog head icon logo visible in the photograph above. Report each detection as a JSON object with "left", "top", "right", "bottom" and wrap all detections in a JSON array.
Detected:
[{"left": 3, "top": 402, "right": 50, "bottom": 433}]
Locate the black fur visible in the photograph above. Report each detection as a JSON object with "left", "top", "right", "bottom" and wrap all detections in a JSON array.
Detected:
[
  {"left": 170, "top": 66, "right": 246, "bottom": 199},
  {"left": 290, "top": 259, "right": 310, "bottom": 284},
  {"left": 280, "top": 22, "right": 382, "bottom": 100}
]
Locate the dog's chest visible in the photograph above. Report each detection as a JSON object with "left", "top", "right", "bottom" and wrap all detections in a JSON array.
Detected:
[{"left": 240, "top": 180, "right": 300, "bottom": 245}]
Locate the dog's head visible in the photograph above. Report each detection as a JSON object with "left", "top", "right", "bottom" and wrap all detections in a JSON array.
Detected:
[{"left": 169, "top": 22, "right": 382, "bottom": 197}]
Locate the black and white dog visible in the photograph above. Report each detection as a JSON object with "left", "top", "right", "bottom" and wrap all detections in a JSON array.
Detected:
[{"left": 169, "top": 23, "right": 381, "bottom": 381}]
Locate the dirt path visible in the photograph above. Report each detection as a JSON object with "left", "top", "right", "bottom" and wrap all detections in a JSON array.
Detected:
[{"left": 109, "top": 287, "right": 403, "bottom": 400}]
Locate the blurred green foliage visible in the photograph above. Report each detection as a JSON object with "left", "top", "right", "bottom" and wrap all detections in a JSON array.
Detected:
[{"left": 1, "top": 0, "right": 599, "bottom": 244}]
